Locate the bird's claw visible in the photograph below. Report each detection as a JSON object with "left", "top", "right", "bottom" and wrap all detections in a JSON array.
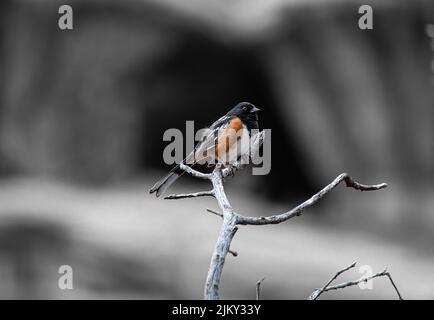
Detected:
[{"left": 225, "top": 164, "right": 237, "bottom": 178}]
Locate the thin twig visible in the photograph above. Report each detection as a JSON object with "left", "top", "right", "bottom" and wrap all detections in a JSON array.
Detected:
[
  {"left": 180, "top": 163, "right": 212, "bottom": 180},
  {"left": 385, "top": 272, "right": 403, "bottom": 300},
  {"left": 236, "top": 173, "right": 387, "bottom": 225},
  {"left": 206, "top": 208, "right": 223, "bottom": 218},
  {"left": 256, "top": 277, "right": 266, "bottom": 300},
  {"left": 343, "top": 175, "right": 388, "bottom": 191},
  {"left": 321, "top": 269, "right": 388, "bottom": 293},
  {"left": 308, "top": 261, "right": 357, "bottom": 300},
  {"left": 228, "top": 250, "right": 238, "bottom": 257},
  {"left": 308, "top": 262, "right": 403, "bottom": 300},
  {"left": 164, "top": 190, "right": 214, "bottom": 200}
]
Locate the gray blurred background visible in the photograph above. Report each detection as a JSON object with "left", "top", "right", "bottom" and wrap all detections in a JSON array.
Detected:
[{"left": 0, "top": 0, "right": 433, "bottom": 299}]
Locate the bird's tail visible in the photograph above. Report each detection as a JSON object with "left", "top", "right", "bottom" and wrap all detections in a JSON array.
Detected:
[{"left": 149, "top": 164, "right": 183, "bottom": 197}]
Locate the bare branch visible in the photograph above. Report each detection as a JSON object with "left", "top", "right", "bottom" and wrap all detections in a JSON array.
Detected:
[
  {"left": 256, "top": 277, "right": 266, "bottom": 300},
  {"left": 308, "top": 263, "right": 403, "bottom": 300},
  {"left": 324, "top": 261, "right": 357, "bottom": 286},
  {"left": 206, "top": 208, "right": 223, "bottom": 218},
  {"left": 236, "top": 173, "right": 387, "bottom": 225},
  {"left": 308, "top": 261, "right": 357, "bottom": 300},
  {"left": 343, "top": 175, "right": 388, "bottom": 191},
  {"left": 159, "top": 128, "right": 394, "bottom": 300},
  {"left": 164, "top": 190, "right": 214, "bottom": 200},
  {"left": 211, "top": 169, "right": 233, "bottom": 214},
  {"left": 385, "top": 272, "right": 403, "bottom": 300},
  {"left": 180, "top": 163, "right": 212, "bottom": 180},
  {"left": 204, "top": 217, "right": 238, "bottom": 300}
]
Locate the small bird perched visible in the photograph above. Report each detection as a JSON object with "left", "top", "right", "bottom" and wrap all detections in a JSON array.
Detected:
[{"left": 150, "top": 102, "right": 261, "bottom": 197}]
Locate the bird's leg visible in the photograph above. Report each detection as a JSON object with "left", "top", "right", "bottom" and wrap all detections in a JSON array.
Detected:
[{"left": 225, "top": 164, "right": 237, "bottom": 178}]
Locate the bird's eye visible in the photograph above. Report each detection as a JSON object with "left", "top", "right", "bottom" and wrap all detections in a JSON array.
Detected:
[{"left": 242, "top": 106, "right": 248, "bottom": 112}]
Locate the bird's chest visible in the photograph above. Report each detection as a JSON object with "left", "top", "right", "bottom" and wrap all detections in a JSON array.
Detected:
[{"left": 216, "top": 124, "right": 250, "bottom": 163}]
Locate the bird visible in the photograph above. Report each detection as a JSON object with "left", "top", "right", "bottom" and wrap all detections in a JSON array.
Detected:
[{"left": 150, "top": 102, "right": 260, "bottom": 197}]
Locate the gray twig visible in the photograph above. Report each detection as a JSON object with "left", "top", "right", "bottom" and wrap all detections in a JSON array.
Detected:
[
  {"left": 206, "top": 208, "right": 223, "bottom": 218},
  {"left": 164, "top": 190, "right": 214, "bottom": 200},
  {"left": 180, "top": 163, "right": 212, "bottom": 179},
  {"left": 256, "top": 277, "right": 266, "bottom": 300},
  {"left": 385, "top": 272, "right": 403, "bottom": 300},
  {"left": 308, "top": 261, "right": 357, "bottom": 300},
  {"left": 308, "top": 262, "right": 403, "bottom": 300}
]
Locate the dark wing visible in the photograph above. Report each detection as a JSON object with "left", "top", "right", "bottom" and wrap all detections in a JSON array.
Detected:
[
  {"left": 185, "top": 115, "right": 234, "bottom": 164},
  {"left": 150, "top": 114, "right": 233, "bottom": 196},
  {"left": 209, "top": 114, "right": 233, "bottom": 130}
]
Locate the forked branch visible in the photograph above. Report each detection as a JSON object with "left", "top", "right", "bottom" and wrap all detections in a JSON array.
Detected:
[
  {"left": 236, "top": 173, "right": 387, "bottom": 225},
  {"left": 308, "top": 262, "right": 403, "bottom": 300},
  {"left": 165, "top": 131, "right": 390, "bottom": 300}
]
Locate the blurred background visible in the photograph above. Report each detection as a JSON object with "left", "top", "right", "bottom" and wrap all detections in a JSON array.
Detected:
[{"left": 0, "top": 0, "right": 433, "bottom": 299}]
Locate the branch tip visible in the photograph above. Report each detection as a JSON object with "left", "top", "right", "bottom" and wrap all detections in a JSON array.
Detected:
[
  {"left": 206, "top": 208, "right": 223, "bottom": 218},
  {"left": 256, "top": 277, "right": 266, "bottom": 300},
  {"left": 236, "top": 173, "right": 387, "bottom": 226},
  {"left": 228, "top": 250, "right": 238, "bottom": 257}
]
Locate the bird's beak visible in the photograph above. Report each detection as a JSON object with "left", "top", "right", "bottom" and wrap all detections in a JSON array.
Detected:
[{"left": 250, "top": 106, "right": 261, "bottom": 113}]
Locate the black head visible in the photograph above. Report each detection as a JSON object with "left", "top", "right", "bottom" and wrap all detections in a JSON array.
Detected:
[
  {"left": 227, "top": 102, "right": 260, "bottom": 129},
  {"left": 227, "top": 102, "right": 260, "bottom": 117}
]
